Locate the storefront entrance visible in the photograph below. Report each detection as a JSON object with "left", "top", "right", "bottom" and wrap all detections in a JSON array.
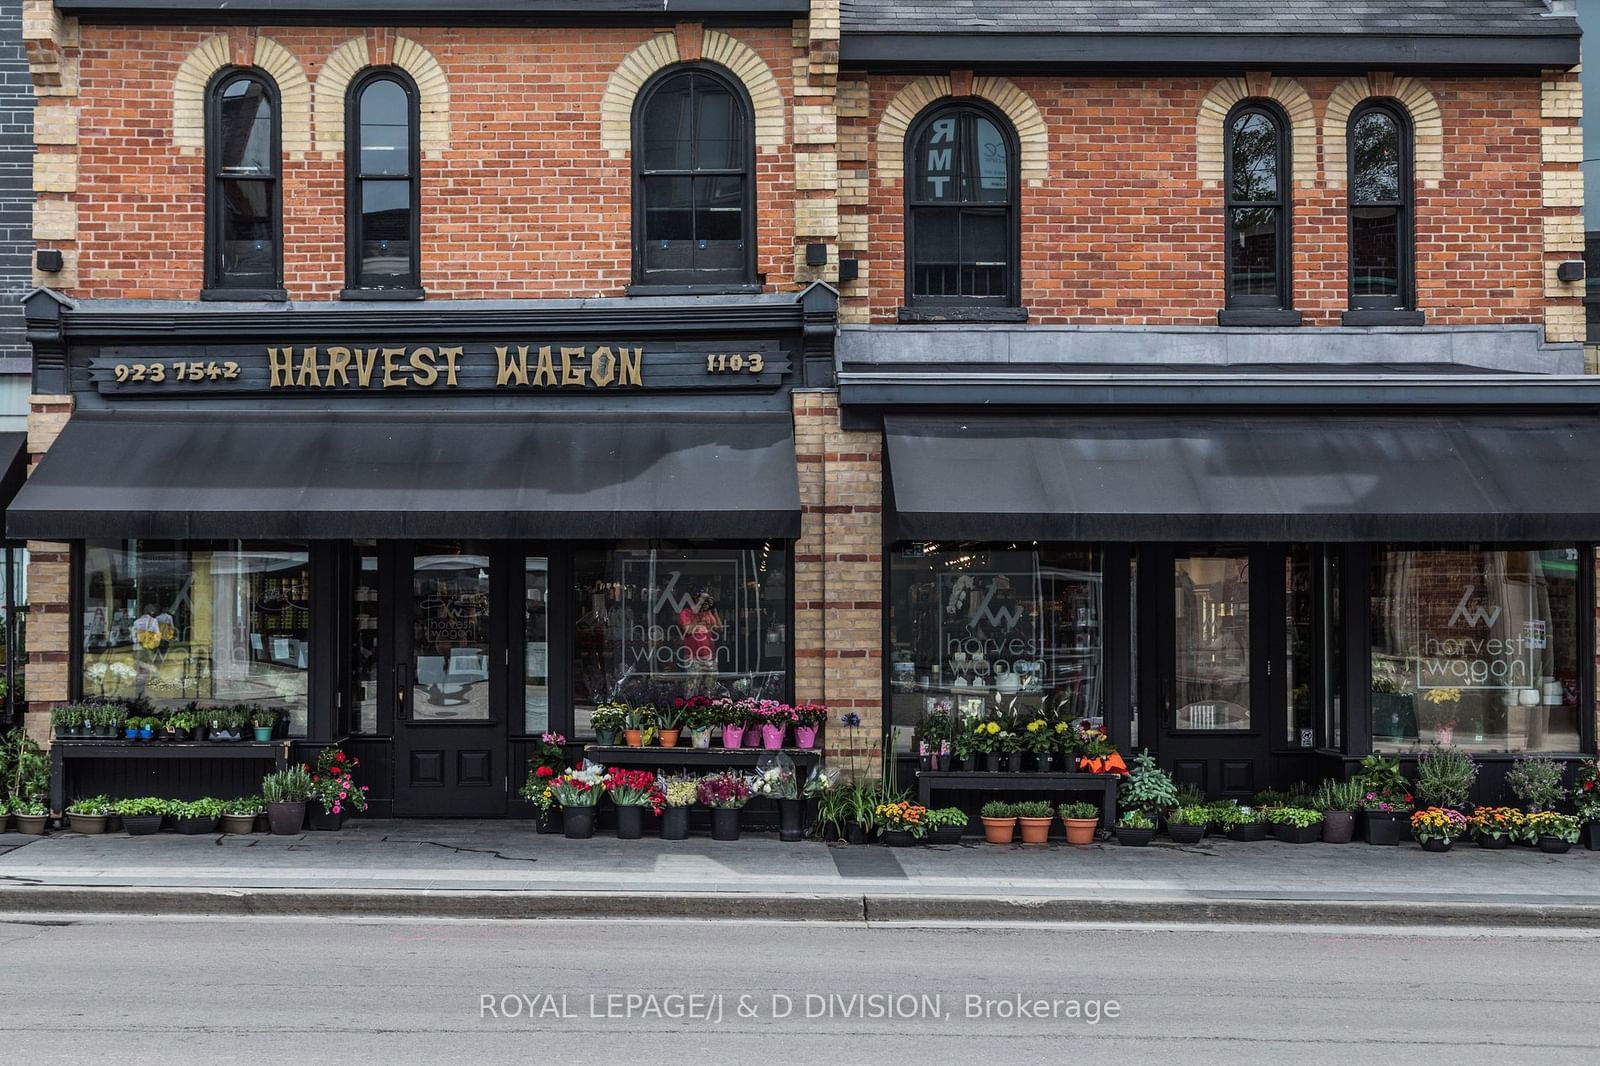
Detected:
[
  {"left": 1151, "top": 545, "right": 1278, "bottom": 799},
  {"left": 389, "top": 541, "right": 511, "bottom": 817}
]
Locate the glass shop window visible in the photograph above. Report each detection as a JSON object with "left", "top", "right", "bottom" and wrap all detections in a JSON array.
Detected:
[{"left": 81, "top": 541, "right": 310, "bottom": 735}]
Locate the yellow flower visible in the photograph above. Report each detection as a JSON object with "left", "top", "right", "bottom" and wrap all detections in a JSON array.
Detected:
[
  {"left": 974, "top": 723, "right": 986, "bottom": 735},
  {"left": 1026, "top": 721, "right": 1041, "bottom": 733},
  {"left": 1054, "top": 722, "right": 1068, "bottom": 733},
  {"left": 986, "top": 721, "right": 1000, "bottom": 735}
]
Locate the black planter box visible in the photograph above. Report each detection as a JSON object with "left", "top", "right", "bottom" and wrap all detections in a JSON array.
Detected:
[
  {"left": 1585, "top": 822, "right": 1600, "bottom": 852},
  {"left": 1167, "top": 824, "right": 1205, "bottom": 845},
  {"left": 1274, "top": 822, "right": 1323, "bottom": 844},
  {"left": 927, "top": 826, "right": 964, "bottom": 845},
  {"left": 1226, "top": 822, "right": 1268, "bottom": 842},
  {"left": 1363, "top": 811, "right": 1402, "bottom": 846},
  {"left": 1115, "top": 827, "right": 1154, "bottom": 847}
]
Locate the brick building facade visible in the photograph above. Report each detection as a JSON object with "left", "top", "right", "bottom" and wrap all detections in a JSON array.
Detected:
[{"left": 6, "top": 0, "right": 1596, "bottom": 816}]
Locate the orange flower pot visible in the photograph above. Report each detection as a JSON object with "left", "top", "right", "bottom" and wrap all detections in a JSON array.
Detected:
[
  {"left": 1063, "top": 817, "right": 1099, "bottom": 846},
  {"left": 623, "top": 729, "right": 643, "bottom": 748},
  {"left": 1018, "top": 816, "right": 1053, "bottom": 845},
  {"left": 659, "top": 730, "right": 680, "bottom": 748},
  {"left": 981, "top": 816, "right": 1017, "bottom": 845}
]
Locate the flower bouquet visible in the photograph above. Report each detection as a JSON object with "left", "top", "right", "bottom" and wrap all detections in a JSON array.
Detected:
[
  {"left": 697, "top": 771, "right": 752, "bottom": 841},
  {"left": 658, "top": 773, "right": 699, "bottom": 840},
  {"left": 552, "top": 762, "right": 610, "bottom": 838},
  {"left": 607, "top": 768, "right": 663, "bottom": 839},
  {"left": 1075, "top": 725, "right": 1127, "bottom": 775}
]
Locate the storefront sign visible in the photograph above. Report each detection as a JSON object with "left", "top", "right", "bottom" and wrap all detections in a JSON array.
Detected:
[
  {"left": 88, "top": 341, "right": 788, "bottom": 396},
  {"left": 1413, "top": 584, "right": 1538, "bottom": 691}
]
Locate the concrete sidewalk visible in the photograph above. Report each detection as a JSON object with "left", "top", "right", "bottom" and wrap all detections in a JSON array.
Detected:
[{"left": 2, "top": 820, "right": 1597, "bottom": 925}]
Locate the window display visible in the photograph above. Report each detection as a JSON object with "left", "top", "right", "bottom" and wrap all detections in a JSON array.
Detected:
[
  {"left": 1370, "top": 546, "right": 1581, "bottom": 753},
  {"left": 81, "top": 540, "right": 310, "bottom": 734},
  {"left": 572, "top": 542, "right": 790, "bottom": 735},
  {"left": 888, "top": 544, "right": 1102, "bottom": 752}
]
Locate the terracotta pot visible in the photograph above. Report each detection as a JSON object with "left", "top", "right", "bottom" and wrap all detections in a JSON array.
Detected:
[
  {"left": 658, "top": 729, "right": 680, "bottom": 748},
  {"left": 1017, "top": 816, "right": 1053, "bottom": 845},
  {"left": 623, "top": 729, "right": 643, "bottom": 748},
  {"left": 981, "top": 816, "right": 1017, "bottom": 845},
  {"left": 1063, "top": 817, "right": 1099, "bottom": 845}
]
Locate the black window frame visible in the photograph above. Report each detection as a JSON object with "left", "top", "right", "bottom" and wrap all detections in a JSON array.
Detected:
[
  {"left": 1346, "top": 99, "right": 1416, "bottom": 314},
  {"left": 203, "top": 67, "right": 286, "bottom": 302},
  {"left": 344, "top": 67, "right": 424, "bottom": 300},
  {"left": 902, "top": 100, "right": 1022, "bottom": 317},
  {"left": 629, "top": 64, "right": 759, "bottom": 295},
  {"left": 1223, "top": 99, "right": 1293, "bottom": 313}
]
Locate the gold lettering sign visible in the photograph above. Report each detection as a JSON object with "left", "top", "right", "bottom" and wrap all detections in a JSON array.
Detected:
[{"left": 263, "top": 345, "right": 647, "bottom": 390}]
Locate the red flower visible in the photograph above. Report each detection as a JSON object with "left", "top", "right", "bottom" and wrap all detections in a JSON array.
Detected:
[
  {"left": 535, "top": 765, "right": 555, "bottom": 778},
  {"left": 335, "top": 752, "right": 346, "bottom": 762},
  {"left": 1403, "top": 793, "right": 1414, "bottom": 803},
  {"left": 1585, "top": 780, "right": 1595, "bottom": 791}
]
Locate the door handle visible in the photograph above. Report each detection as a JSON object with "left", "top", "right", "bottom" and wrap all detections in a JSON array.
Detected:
[{"left": 396, "top": 664, "right": 409, "bottom": 722}]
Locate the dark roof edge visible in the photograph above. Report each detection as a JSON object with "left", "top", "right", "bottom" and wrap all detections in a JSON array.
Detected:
[
  {"left": 840, "top": 32, "right": 1581, "bottom": 73},
  {"left": 54, "top": 0, "right": 809, "bottom": 25}
]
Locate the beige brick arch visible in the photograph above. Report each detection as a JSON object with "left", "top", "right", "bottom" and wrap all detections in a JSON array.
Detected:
[
  {"left": 314, "top": 35, "right": 451, "bottom": 159},
  {"left": 1323, "top": 75, "right": 1444, "bottom": 189},
  {"left": 875, "top": 75, "right": 1048, "bottom": 186},
  {"left": 172, "top": 34, "right": 312, "bottom": 158},
  {"left": 1196, "top": 75, "right": 1315, "bottom": 188},
  {"left": 599, "top": 31, "right": 785, "bottom": 158}
]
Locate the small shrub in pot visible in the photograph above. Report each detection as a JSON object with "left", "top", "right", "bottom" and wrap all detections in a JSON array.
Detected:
[
  {"left": 980, "top": 800, "right": 1017, "bottom": 845},
  {"left": 1057, "top": 801, "right": 1100, "bottom": 846}
]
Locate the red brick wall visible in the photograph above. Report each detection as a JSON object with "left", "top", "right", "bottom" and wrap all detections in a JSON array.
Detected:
[
  {"left": 846, "top": 75, "right": 1547, "bottom": 327},
  {"left": 67, "top": 24, "right": 801, "bottom": 300}
]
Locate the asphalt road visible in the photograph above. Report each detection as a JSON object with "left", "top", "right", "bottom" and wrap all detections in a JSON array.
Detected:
[{"left": 0, "top": 916, "right": 1595, "bottom": 1065}]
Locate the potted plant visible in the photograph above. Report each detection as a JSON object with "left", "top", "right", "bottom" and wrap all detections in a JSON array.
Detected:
[
  {"left": 1058, "top": 801, "right": 1100, "bottom": 845},
  {"left": 793, "top": 703, "right": 827, "bottom": 751},
  {"left": 980, "top": 800, "right": 1017, "bottom": 844},
  {"left": 65, "top": 794, "right": 112, "bottom": 834},
  {"left": 204, "top": 706, "right": 244, "bottom": 742},
  {"left": 697, "top": 771, "right": 752, "bottom": 841},
  {"left": 1410, "top": 806, "right": 1467, "bottom": 853},
  {"left": 607, "top": 769, "right": 663, "bottom": 840},
  {"left": 749, "top": 700, "right": 790, "bottom": 749},
  {"left": 1166, "top": 804, "right": 1209, "bottom": 845},
  {"left": 1023, "top": 719, "right": 1055, "bottom": 772},
  {"left": 1269, "top": 806, "right": 1324, "bottom": 844},
  {"left": 659, "top": 774, "right": 698, "bottom": 840},
  {"left": 135, "top": 716, "right": 157, "bottom": 742},
  {"left": 1015, "top": 800, "right": 1054, "bottom": 844},
  {"left": 677, "top": 697, "right": 717, "bottom": 749},
  {"left": 552, "top": 763, "right": 609, "bottom": 838},
  {"left": 998, "top": 729, "right": 1025, "bottom": 773},
  {"left": 305, "top": 749, "right": 367, "bottom": 831},
  {"left": 164, "top": 710, "right": 199, "bottom": 742},
  {"left": 171, "top": 797, "right": 224, "bottom": 834},
  {"left": 1468, "top": 805, "right": 1524, "bottom": 850},
  {"left": 11, "top": 798, "right": 49, "bottom": 835},
  {"left": 875, "top": 800, "right": 928, "bottom": 847},
  {"left": 623, "top": 705, "right": 656, "bottom": 748},
  {"left": 1506, "top": 755, "right": 1566, "bottom": 813},
  {"left": 1115, "top": 810, "right": 1156, "bottom": 847},
  {"left": 1119, "top": 750, "right": 1178, "bottom": 824},
  {"left": 718, "top": 700, "right": 747, "bottom": 749},
  {"left": 968, "top": 719, "right": 1003, "bottom": 771},
  {"left": 805, "top": 770, "right": 848, "bottom": 842},
  {"left": 221, "top": 796, "right": 263, "bottom": 834},
  {"left": 751, "top": 760, "right": 803, "bottom": 841},
  {"left": 1527, "top": 810, "right": 1580, "bottom": 854},
  {"left": 0, "top": 796, "right": 8, "bottom": 833},
  {"left": 262, "top": 765, "right": 313, "bottom": 835},
  {"left": 590, "top": 703, "right": 627, "bottom": 747},
  {"left": 1355, "top": 754, "right": 1413, "bottom": 845},
  {"left": 249, "top": 706, "right": 277, "bottom": 742},
  {"left": 114, "top": 796, "right": 170, "bottom": 835},
  {"left": 923, "top": 806, "right": 968, "bottom": 844},
  {"left": 1314, "top": 779, "right": 1363, "bottom": 844},
  {"left": 1218, "top": 804, "right": 1268, "bottom": 841},
  {"left": 1575, "top": 758, "right": 1600, "bottom": 851},
  {"left": 1415, "top": 743, "right": 1478, "bottom": 813},
  {"left": 845, "top": 784, "right": 877, "bottom": 844},
  {"left": 50, "top": 705, "right": 82, "bottom": 739},
  {"left": 913, "top": 710, "right": 945, "bottom": 771}
]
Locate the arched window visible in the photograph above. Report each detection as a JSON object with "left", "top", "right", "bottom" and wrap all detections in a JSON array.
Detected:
[
  {"left": 905, "top": 102, "right": 1019, "bottom": 310},
  {"left": 1348, "top": 101, "right": 1413, "bottom": 312},
  {"left": 205, "top": 70, "right": 282, "bottom": 297},
  {"left": 347, "top": 70, "right": 421, "bottom": 296},
  {"left": 633, "top": 67, "right": 755, "bottom": 289},
  {"left": 1224, "top": 101, "right": 1291, "bottom": 311}
]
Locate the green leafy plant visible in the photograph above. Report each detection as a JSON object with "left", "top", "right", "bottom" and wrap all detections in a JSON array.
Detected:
[
  {"left": 1215, "top": 805, "right": 1264, "bottom": 829},
  {"left": 225, "top": 796, "right": 265, "bottom": 817},
  {"left": 112, "top": 797, "right": 172, "bottom": 817},
  {"left": 1415, "top": 745, "right": 1478, "bottom": 810},
  {"left": 1174, "top": 782, "right": 1207, "bottom": 808},
  {"left": 922, "top": 807, "right": 968, "bottom": 830},
  {"left": 11, "top": 798, "right": 47, "bottom": 817},
  {"left": 261, "top": 766, "right": 313, "bottom": 804},
  {"left": 247, "top": 706, "right": 278, "bottom": 729},
  {"left": 1117, "top": 810, "right": 1155, "bottom": 830},
  {"left": 1, "top": 728, "right": 50, "bottom": 806},
  {"left": 173, "top": 798, "right": 226, "bottom": 819},
  {"left": 1167, "top": 804, "right": 1211, "bottom": 828},
  {"left": 980, "top": 800, "right": 1017, "bottom": 819},
  {"left": 1015, "top": 800, "right": 1053, "bottom": 819},
  {"left": 1314, "top": 779, "right": 1364, "bottom": 814},
  {"left": 65, "top": 794, "right": 112, "bottom": 816},
  {"left": 1057, "top": 801, "right": 1099, "bottom": 821},
  {"left": 1355, "top": 754, "right": 1413, "bottom": 813},
  {"left": 1119, "top": 750, "right": 1179, "bottom": 815},
  {"left": 1506, "top": 756, "right": 1566, "bottom": 811},
  {"left": 1267, "top": 806, "right": 1322, "bottom": 828},
  {"left": 1252, "top": 787, "right": 1290, "bottom": 808},
  {"left": 589, "top": 703, "right": 628, "bottom": 736},
  {"left": 1576, "top": 758, "right": 1600, "bottom": 824}
]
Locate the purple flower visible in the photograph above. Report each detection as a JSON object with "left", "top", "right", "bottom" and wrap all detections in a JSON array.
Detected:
[{"left": 841, "top": 712, "right": 862, "bottom": 728}]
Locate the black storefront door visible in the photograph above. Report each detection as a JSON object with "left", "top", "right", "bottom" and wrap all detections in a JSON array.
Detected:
[
  {"left": 1149, "top": 545, "right": 1279, "bottom": 800},
  {"left": 392, "top": 540, "right": 511, "bottom": 817}
]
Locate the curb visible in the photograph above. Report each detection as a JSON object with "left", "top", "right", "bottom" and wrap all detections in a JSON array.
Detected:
[{"left": 2, "top": 886, "right": 1600, "bottom": 927}]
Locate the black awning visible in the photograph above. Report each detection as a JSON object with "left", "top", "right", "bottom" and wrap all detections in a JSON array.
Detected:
[
  {"left": 885, "top": 415, "right": 1600, "bottom": 543},
  {"left": 8, "top": 412, "right": 800, "bottom": 540},
  {"left": 0, "top": 431, "right": 27, "bottom": 540}
]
